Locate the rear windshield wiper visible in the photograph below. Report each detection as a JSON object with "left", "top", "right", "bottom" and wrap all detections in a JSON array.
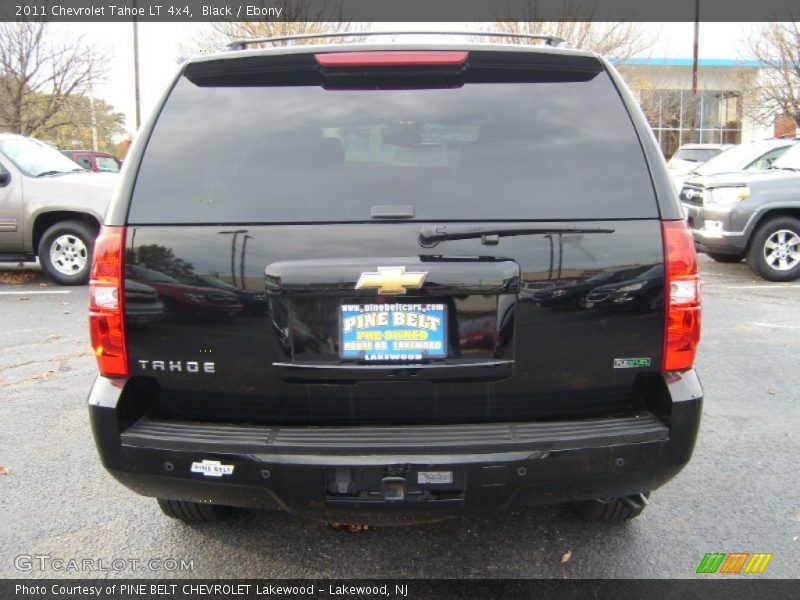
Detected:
[{"left": 419, "top": 224, "right": 615, "bottom": 247}]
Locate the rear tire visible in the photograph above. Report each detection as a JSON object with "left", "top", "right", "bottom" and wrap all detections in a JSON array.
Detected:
[
  {"left": 156, "top": 498, "right": 231, "bottom": 522},
  {"left": 38, "top": 220, "right": 96, "bottom": 285},
  {"left": 569, "top": 492, "right": 650, "bottom": 522},
  {"left": 746, "top": 216, "right": 800, "bottom": 282},
  {"left": 705, "top": 252, "right": 742, "bottom": 263}
]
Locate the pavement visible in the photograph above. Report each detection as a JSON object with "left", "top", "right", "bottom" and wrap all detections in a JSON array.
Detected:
[{"left": 0, "top": 256, "right": 798, "bottom": 579}]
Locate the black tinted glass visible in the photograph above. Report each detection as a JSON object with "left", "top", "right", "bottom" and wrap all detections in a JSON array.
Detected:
[{"left": 129, "top": 68, "right": 656, "bottom": 223}]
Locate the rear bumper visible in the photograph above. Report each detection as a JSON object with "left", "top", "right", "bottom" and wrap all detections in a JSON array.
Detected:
[
  {"left": 683, "top": 202, "right": 749, "bottom": 255},
  {"left": 691, "top": 229, "right": 748, "bottom": 255},
  {"left": 89, "top": 371, "right": 702, "bottom": 517}
]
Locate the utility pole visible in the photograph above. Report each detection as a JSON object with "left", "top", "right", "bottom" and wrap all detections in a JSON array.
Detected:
[
  {"left": 689, "top": 0, "right": 700, "bottom": 143},
  {"left": 89, "top": 84, "right": 98, "bottom": 151},
  {"left": 219, "top": 230, "right": 247, "bottom": 287},
  {"left": 133, "top": 4, "right": 142, "bottom": 130},
  {"left": 239, "top": 235, "right": 253, "bottom": 291}
]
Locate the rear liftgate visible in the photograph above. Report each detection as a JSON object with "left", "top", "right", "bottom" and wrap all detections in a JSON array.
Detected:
[{"left": 266, "top": 255, "right": 520, "bottom": 509}]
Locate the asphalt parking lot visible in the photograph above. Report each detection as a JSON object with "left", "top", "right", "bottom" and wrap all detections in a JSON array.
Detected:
[{"left": 1, "top": 256, "right": 798, "bottom": 579}]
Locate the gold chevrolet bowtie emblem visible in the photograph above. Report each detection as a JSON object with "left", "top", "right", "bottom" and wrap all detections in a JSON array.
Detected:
[{"left": 355, "top": 266, "right": 427, "bottom": 294}]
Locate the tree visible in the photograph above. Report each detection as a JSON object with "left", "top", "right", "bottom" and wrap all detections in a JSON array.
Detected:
[
  {"left": 616, "top": 66, "right": 686, "bottom": 143},
  {"left": 487, "top": 21, "right": 650, "bottom": 59},
  {"left": 0, "top": 22, "right": 108, "bottom": 137},
  {"left": 745, "top": 22, "right": 800, "bottom": 127},
  {"left": 48, "top": 96, "right": 126, "bottom": 153},
  {"left": 486, "top": 2, "right": 651, "bottom": 59},
  {"left": 130, "top": 245, "right": 195, "bottom": 277}
]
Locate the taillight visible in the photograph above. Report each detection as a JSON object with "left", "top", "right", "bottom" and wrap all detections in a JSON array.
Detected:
[
  {"left": 315, "top": 51, "right": 469, "bottom": 67},
  {"left": 89, "top": 226, "right": 128, "bottom": 377},
  {"left": 662, "top": 220, "right": 701, "bottom": 371}
]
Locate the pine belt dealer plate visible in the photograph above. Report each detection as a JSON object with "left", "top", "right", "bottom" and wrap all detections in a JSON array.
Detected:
[{"left": 340, "top": 302, "right": 447, "bottom": 361}]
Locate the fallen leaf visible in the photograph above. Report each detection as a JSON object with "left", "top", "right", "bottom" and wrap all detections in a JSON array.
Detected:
[
  {"left": 0, "top": 466, "right": 8, "bottom": 475},
  {"left": 561, "top": 550, "right": 572, "bottom": 564},
  {"left": 328, "top": 521, "right": 370, "bottom": 533},
  {"left": 0, "top": 270, "right": 39, "bottom": 284}
]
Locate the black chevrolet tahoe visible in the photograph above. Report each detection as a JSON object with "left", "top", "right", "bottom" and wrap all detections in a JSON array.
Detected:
[{"left": 88, "top": 33, "right": 703, "bottom": 525}]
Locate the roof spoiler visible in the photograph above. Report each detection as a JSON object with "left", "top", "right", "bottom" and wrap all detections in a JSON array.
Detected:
[{"left": 224, "top": 31, "right": 571, "bottom": 52}]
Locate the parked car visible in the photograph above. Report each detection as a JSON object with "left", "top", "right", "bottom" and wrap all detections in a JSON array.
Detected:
[
  {"left": 671, "top": 138, "right": 796, "bottom": 191},
  {"left": 582, "top": 265, "right": 664, "bottom": 312},
  {"left": 87, "top": 32, "right": 702, "bottom": 526},
  {"left": 173, "top": 273, "right": 269, "bottom": 315},
  {"left": 667, "top": 143, "right": 732, "bottom": 176},
  {"left": 681, "top": 142, "right": 800, "bottom": 280},
  {"left": 125, "top": 265, "right": 244, "bottom": 320},
  {"left": 530, "top": 266, "right": 652, "bottom": 309},
  {"left": 62, "top": 150, "right": 122, "bottom": 173},
  {"left": 0, "top": 134, "right": 116, "bottom": 284},
  {"left": 124, "top": 279, "right": 165, "bottom": 325},
  {"left": 267, "top": 297, "right": 325, "bottom": 354}
]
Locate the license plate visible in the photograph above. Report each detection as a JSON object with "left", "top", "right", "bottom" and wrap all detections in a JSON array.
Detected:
[
  {"left": 418, "top": 471, "right": 453, "bottom": 485},
  {"left": 340, "top": 302, "right": 447, "bottom": 361}
]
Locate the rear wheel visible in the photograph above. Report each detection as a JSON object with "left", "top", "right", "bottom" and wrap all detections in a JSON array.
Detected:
[
  {"left": 569, "top": 492, "right": 650, "bottom": 522},
  {"left": 38, "top": 220, "right": 96, "bottom": 285},
  {"left": 705, "top": 252, "right": 742, "bottom": 263},
  {"left": 156, "top": 498, "right": 231, "bottom": 522},
  {"left": 747, "top": 216, "right": 800, "bottom": 281}
]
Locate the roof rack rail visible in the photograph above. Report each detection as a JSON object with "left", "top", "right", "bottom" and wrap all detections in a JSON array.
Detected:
[{"left": 225, "top": 31, "right": 571, "bottom": 52}]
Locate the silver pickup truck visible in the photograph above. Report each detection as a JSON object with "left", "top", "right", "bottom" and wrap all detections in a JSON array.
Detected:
[{"left": 0, "top": 134, "right": 116, "bottom": 284}]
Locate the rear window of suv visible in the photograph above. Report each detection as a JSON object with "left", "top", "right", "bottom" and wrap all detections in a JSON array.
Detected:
[{"left": 128, "top": 53, "right": 657, "bottom": 223}]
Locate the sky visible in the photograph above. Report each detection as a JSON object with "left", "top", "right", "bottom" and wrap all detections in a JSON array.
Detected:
[{"left": 50, "top": 21, "right": 759, "bottom": 136}]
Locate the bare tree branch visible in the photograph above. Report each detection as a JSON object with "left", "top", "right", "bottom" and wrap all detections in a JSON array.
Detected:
[
  {"left": 485, "top": 2, "right": 652, "bottom": 59},
  {"left": 490, "top": 21, "right": 651, "bottom": 59},
  {"left": 744, "top": 21, "right": 800, "bottom": 127},
  {"left": 0, "top": 21, "right": 108, "bottom": 138}
]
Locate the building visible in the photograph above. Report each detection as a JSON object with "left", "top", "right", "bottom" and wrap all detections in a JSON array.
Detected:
[{"left": 616, "top": 58, "right": 775, "bottom": 158}]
